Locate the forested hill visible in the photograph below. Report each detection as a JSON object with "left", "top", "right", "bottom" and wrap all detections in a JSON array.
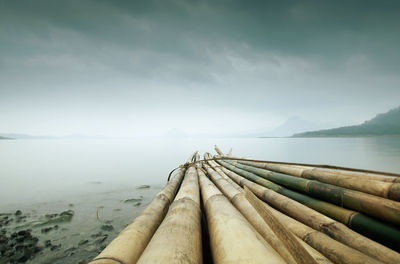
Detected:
[{"left": 293, "top": 106, "right": 400, "bottom": 137}]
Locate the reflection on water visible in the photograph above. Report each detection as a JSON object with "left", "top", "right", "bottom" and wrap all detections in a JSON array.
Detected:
[
  {"left": 0, "top": 137, "right": 399, "bottom": 263},
  {"left": 1, "top": 137, "right": 400, "bottom": 205}
]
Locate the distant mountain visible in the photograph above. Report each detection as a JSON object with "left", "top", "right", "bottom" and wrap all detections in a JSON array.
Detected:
[
  {"left": 59, "top": 134, "right": 108, "bottom": 139},
  {"left": 293, "top": 106, "right": 400, "bottom": 137},
  {"left": 0, "top": 133, "right": 53, "bottom": 139},
  {"left": 261, "top": 116, "right": 321, "bottom": 137},
  {"left": 0, "top": 133, "right": 107, "bottom": 139}
]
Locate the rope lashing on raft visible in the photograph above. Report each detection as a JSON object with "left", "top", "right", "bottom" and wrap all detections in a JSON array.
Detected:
[
  {"left": 167, "top": 157, "right": 400, "bottom": 181},
  {"left": 167, "top": 162, "right": 206, "bottom": 181}
]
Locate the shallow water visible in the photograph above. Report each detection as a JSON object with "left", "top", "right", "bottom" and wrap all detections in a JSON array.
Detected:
[{"left": 1, "top": 137, "right": 400, "bottom": 263}]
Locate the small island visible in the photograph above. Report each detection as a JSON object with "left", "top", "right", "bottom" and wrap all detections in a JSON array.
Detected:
[{"left": 293, "top": 106, "right": 400, "bottom": 137}]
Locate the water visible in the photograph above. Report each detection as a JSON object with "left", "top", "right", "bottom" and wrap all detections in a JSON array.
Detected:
[{"left": 1, "top": 137, "right": 400, "bottom": 263}]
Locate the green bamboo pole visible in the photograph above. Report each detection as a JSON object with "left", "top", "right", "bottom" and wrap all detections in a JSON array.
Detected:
[
  {"left": 217, "top": 162, "right": 400, "bottom": 264},
  {"left": 237, "top": 160, "right": 400, "bottom": 200},
  {"left": 222, "top": 159, "right": 400, "bottom": 226},
  {"left": 206, "top": 162, "right": 386, "bottom": 264},
  {"left": 198, "top": 167, "right": 286, "bottom": 264},
  {"left": 136, "top": 165, "right": 202, "bottom": 264},
  {"left": 203, "top": 162, "right": 332, "bottom": 264},
  {"left": 90, "top": 168, "right": 186, "bottom": 264}
]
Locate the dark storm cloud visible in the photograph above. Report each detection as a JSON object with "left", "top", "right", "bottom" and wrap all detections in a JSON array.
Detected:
[
  {"left": 0, "top": 0, "right": 400, "bottom": 135},
  {"left": 2, "top": 0, "right": 400, "bottom": 70},
  {"left": 1, "top": 1, "right": 400, "bottom": 69}
]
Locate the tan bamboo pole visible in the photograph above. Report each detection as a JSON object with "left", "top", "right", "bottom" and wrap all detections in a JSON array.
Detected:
[
  {"left": 218, "top": 165, "right": 400, "bottom": 264},
  {"left": 203, "top": 162, "right": 331, "bottom": 264},
  {"left": 264, "top": 200, "right": 382, "bottom": 264},
  {"left": 198, "top": 167, "right": 285, "bottom": 264},
  {"left": 187, "top": 151, "right": 198, "bottom": 163},
  {"left": 90, "top": 168, "right": 186, "bottom": 264},
  {"left": 244, "top": 186, "right": 324, "bottom": 264},
  {"left": 228, "top": 148, "right": 233, "bottom": 156},
  {"left": 205, "top": 161, "right": 385, "bottom": 264},
  {"left": 237, "top": 159, "right": 400, "bottom": 200},
  {"left": 194, "top": 151, "right": 200, "bottom": 165},
  {"left": 136, "top": 165, "right": 202, "bottom": 264},
  {"left": 214, "top": 144, "right": 224, "bottom": 155}
]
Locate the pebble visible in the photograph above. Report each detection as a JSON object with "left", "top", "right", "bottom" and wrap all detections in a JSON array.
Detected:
[
  {"left": 50, "top": 244, "right": 61, "bottom": 251},
  {"left": 94, "top": 235, "right": 108, "bottom": 244},
  {"left": 78, "top": 239, "right": 89, "bottom": 246},
  {"left": 41, "top": 225, "right": 59, "bottom": 233},
  {"left": 136, "top": 185, "right": 150, "bottom": 189},
  {"left": 100, "top": 224, "right": 114, "bottom": 232},
  {"left": 44, "top": 240, "right": 52, "bottom": 248}
]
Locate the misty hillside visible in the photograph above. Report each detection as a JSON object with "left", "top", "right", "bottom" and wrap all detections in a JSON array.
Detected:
[
  {"left": 0, "top": 133, "right": 48, "bottom": 139},
  {"left": 261, "top": 116, "right": 321, "bottom": 137},
  {"left": 293, "top": 106, "right": 400, "bottom": 137}
]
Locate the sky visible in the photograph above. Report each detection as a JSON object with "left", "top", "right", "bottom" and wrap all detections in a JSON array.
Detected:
[{"left": 1, "top": 0, "right": 400, "bottom": 137}]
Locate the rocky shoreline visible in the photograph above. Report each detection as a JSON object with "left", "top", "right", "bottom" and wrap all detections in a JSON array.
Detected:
[
  {"left": 0, "top": 186, "right": 153, "bottom": 264},
  {"left": 0, "top": 209, "right": 111, "bottom": 263}
]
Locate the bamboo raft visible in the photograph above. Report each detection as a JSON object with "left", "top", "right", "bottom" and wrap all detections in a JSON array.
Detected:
[{"left": 89, "top": 146, "right": 400, "bottom": 264}]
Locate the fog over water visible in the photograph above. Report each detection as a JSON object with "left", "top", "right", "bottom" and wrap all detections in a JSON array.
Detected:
[
  {"left": 1, "top": 137, "right": 400, "bottom": 263},
  {"left": 1, "top": 137, "right": 400, "bottom": 207}
]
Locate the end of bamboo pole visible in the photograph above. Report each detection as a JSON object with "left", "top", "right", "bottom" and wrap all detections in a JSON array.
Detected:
[
  {"left": 228, "top": 148, "right": 233, "bottom": 157},
  {"left": 214, "top": 145, "right": 224, "bottom": 155}
]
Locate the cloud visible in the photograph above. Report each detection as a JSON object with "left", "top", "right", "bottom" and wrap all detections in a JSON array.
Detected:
[{"left": 0, "top": 0, "right": 399, "bottom": 136}]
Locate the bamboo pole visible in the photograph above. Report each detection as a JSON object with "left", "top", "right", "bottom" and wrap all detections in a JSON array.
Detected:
[
  {"left": 213, "top": 145, "right": 400, "bottom": 179},
  {"left": 136, "top": 165, "right": 202, "bottom": 264},
  {"left": 223, "top": 159, "right": 400, "bottom": 226},
  {"left": 198, "top": 167, "right": 285, "bottom": 264},
  {"left": 195, "top": 153, "right": 201, "bottom": 164},
  {"left": 214, "top": 145, "right": 224, "bottom": 155},
  {"left": 238, "top": 160, "right": 400, "bottom": 182},
  {"left": 204, "top": 153, "right": 242, "bottom": 191},
  {"left": 264, "top": 201, "right": 381, "bottom": 264},
  {"left": 203, "top": 162, "right": 332, "bottom": 264},
  {"left": 217, "top": 163, "right": 400, "bottom": 264},
  {"left": 245, "top": 186, "right": 331, "bottom": 264},
  {"left": 218, "top": 159, "right": 400, "bottom": 251},
  {"left": 90, "top": 168, "right": 186, "bottom": 264},
  {"left": 187, "top": 151, "right": 198, "bottom": 163},
  {"left": 236, "top": 160, "right": 400, "bottom": 201},
  {"left": 205, "top": 160, "right": 388, "bottom": 264}
]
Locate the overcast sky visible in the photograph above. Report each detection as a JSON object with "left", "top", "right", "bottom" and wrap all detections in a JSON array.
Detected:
[{"left": 1, "top": 0, "right": 400, "bottom": 137}]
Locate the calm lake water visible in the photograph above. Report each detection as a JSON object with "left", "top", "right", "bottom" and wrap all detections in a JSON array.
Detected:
[{"left": 1, "top": 137, "right": 400, "bottom": 263}]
